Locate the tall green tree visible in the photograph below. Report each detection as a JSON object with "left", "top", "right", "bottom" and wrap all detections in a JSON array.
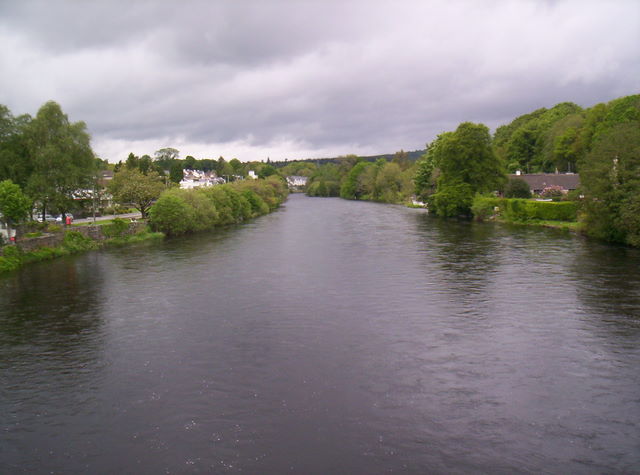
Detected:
[
  {"left": 0, "top": 179, "right": 31, "bottom": 236},
  {"left": 580, "top": 122, "right": 640, "bottom": 245},
  {"left": 107, "top": 168, "right": 166, "bottom": 218},
  {"left": 0, "top": 105, "right": 33, "bottom": 188},
  {"left": 24, "top": 101, "right": 96, "bottom": 219},
  {"left": 169, "top": 161, "right": 184, "bottom": 184},
  {"left": 153, "top": 147, "right": 179, "bottom": 174},
  {"left": 428, "top": 122, "right": 505, "bottom": 217}
]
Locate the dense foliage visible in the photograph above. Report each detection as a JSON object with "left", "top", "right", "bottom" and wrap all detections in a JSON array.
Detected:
[
  {"left": 0, "top": 179, "right": 31, "bottom": 229},
  {"left": 416, "top": 122, "right": 505, "bottom": 217},
  {"left": 504, "top": 178, "right": 532, "bottom": 199},
  {"left": 107, "top": 168, "right": 166, "bottom": 218},
  {"left": 0, "top": 101, "right": 99, "bottom": 219},
  {"left": 471, "top": 196, "right": 578, "bottom": 223},
  {"left": 148, "top": 176, "right": 288, "bottom": 236}
]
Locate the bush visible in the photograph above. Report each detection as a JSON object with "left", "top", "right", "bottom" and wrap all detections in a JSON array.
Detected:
[
  {"left": 61, "top": 231, "right": 99, "bottom": 252},
  {"left": 471, "top": 195, "right": 501, "bottom": 221},
  {"left": 148, "top": 194, "right": 195, "bottom": 236},
  {"left": 242, "top": 190, "right": 269, "bottom": 216},
  {"left": 429, "top": 182, "right": 474, "bottom": 217},
  {"left": 484, "top": 198, "right": 579, "bottom": 222},
  {"left": 102, "top": 218, "right": 130, "bottom": 238},
  {"left": 526, "top": 201, "right": 578, "bottom": 221},
  {"left": 148, "top": 177, "right": 289, "bottom": 238},
  {"left": 0, "top": 245, "right": 23, "bottom": 272},
  {"left": 504, "top": 178, "right": 532, "bottom": 198},
  {"left": 541, "top": 185, "right": 564, "bottom": 201}
]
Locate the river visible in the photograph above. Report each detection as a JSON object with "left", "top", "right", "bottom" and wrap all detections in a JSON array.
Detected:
[{"left": 1, "top": 194, "right": 639, "bottom": 474}]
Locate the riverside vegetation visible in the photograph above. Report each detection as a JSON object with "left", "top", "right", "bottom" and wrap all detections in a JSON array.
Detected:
[
  {"left": 0, "top": 177, "right": 288, "bottom": 273},
  {"left": 1, "top": 93, "right": 639, "bottom": 266},
  {"left": 294, "top": 94, "right": 639, "bottom": 247}
]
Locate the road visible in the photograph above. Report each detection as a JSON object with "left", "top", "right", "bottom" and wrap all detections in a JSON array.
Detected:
[{"left": 74, "top": 212, "right": 142, "bottom": 224}]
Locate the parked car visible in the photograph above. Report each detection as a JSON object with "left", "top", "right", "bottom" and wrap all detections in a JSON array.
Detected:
[{"left": 35, "top": 213, "right": 57, "bottom": 222}]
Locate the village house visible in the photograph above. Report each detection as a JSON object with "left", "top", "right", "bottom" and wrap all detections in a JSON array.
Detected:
[
  {"left": 509, "top": 172, "right": 580, "bottom": 195},
  {"left": 179, "top": 170, "right": 225, "bottom": 189},
  {"left": 286, "top": 175, "right": 308, "bottom": 191}
]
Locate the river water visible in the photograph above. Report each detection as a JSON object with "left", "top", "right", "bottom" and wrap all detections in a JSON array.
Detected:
[{"left": 1, "top": 194, "right": 639, "bottom": 474}]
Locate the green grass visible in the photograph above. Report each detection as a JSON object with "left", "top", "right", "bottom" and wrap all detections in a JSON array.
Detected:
[
  {"left": 0, "top": 226, "right": 164, "bottom": 274},
  {"left": 105, "top": 231, "right": 164, "bottom": 246}
]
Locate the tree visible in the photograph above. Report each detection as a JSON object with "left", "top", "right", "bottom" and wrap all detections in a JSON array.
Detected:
[
  {"left": 340, "top": 161, "right": 371, "bottom": 199},
  {"left": 107, "top": 168, "right": 166, "bottom": 218},
  {"left": 229, "top": 158, "right": 243, "bottom": 175},
  {"left": 430, "top": 181, "right": 474, "bottom": 217},
  {"left": 148, "top": 193, "right": 194, "bottom": 236},
  {"left": 0, "top": 180, "right": 31, "bottom": 236},
  {"left": 426, "top": 122, "right": 505, "bottom": 217},
  {"left": 392, "top": 149, "right": 410, "bottom": 170},
  {"left": 0, "top": 105, "right": 33, "bottom": 188},
  {"left": 504, "top": 178, "right": 532, "bottom": 198},
  {"left": 169, "top": 161, "right": 184, "bottom": 184},
  {"left": 580, "top": 122, "right": 640, "bottom": 245},
  {"left": 413, "top": 139, "right": 443, "bottom": 201},
  {"left": 184, "top": 155, "right": 196, "bottom": 170},
  {"left": 153, "top": 147, "right": 179, "bottom": 172},
  {"left": 24, "top": 101, "right": 96, "bottom": 219},
  {"left": 258, "top": 164, "right": 277, "bottom": 179}
]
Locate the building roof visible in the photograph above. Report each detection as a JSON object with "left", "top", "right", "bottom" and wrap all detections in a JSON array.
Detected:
[{"left": 509, "top": 173, "right": 580, "bottom": 191}]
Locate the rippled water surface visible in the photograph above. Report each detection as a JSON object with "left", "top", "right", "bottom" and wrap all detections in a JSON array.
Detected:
[{"left": 1, "top": 194, "right": 639, "bottom": 474}]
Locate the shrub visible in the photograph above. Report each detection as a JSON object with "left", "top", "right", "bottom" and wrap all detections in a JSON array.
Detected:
[
  {"left": 487, "top": 198, "right": 579, "bottom": 222},
  {"left": 242, "top": 190, "right": 269, "bottom": 216},
  {"left": 526, "top": 201, "right": 578, "bottom": 221},
  {"left": 541, "top": 185, "right": 565, "bottom": 201},
  {"left": 504, "top": 178, "right": 532, "bottom": 198},
  {"left": 429, "top": 182, "right": 474, "bottom": 217},
  {"left": 0, "top": 245, "right": 23, "bottom": 272},
  {"left": 62, "top": 231, "right": 99, "bottom": 252},
  {"left": 148, "top": 194, "right": 195, "bottom": 236},
  {"left": 102, "top": 218, "right": 130, "bottom": 238},
  {"left": 471, "top": 195, "right": 501, "bottom": 221}
]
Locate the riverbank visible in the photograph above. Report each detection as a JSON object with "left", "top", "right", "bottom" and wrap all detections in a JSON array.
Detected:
[
  {"left": 1, "top": 176, "right": 289, "bottom": 273},
  {"left": 0, "top": 221, "right": 163, "bottom": 273}
]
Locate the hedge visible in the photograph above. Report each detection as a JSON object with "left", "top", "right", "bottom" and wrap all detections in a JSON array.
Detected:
[{"left": 472, "top": 196, "right": 578, "bottom": 222}]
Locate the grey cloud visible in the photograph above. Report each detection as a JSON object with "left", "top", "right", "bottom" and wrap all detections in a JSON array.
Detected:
[{"left": 1, "top": 0, "right": 638, "bottom": 161}]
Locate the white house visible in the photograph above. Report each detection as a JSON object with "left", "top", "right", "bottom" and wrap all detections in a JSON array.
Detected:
[
  {"left": 286, "top": 176, "right": 308, "bottom": 189},
  {"left": 179, "top": 170, "right": 225, "bottom": 189}
]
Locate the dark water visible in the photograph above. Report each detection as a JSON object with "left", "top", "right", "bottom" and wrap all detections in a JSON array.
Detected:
[{"left": 1, "top": 194, "right": 639, "bottom": 474}]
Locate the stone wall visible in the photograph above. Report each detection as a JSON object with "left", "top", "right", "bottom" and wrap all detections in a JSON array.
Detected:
[
  {"left": 12, "top": 233, "right": 65, "bottom": 253},
  {"left": 10, "top": 222, "right": 147, "bottom": 253}
]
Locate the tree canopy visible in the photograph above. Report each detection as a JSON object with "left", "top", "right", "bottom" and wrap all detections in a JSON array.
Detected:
[
  {"left": 0, "top": 179, "right": 31, "bottom": 228},
  {"left": 24, "top": 101, "right": 96, "bottom": 218},
  {"left": 107, "top": 168, "right": 166, "bottom": 218}
]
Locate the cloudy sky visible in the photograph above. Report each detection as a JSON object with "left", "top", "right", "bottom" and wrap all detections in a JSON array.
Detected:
[{"left": 1, "top": 0, "right": 638, "bottom": 162}]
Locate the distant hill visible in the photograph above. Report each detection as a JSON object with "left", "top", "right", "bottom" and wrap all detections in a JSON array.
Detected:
[{"left": 271, "top": 150, "right": 426, "bottom": 167}]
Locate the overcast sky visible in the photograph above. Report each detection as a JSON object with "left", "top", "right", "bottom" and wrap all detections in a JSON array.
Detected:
[{"left": 1, "top": 0, "right": 638, "bottom": 162}]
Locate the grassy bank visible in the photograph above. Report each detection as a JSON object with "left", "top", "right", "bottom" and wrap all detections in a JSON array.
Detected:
[{"left": 0, "top": 225, "right": 163, "bottom": 274}]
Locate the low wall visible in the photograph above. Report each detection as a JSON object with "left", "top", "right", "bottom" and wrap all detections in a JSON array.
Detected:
[
  {"left": 11, "top": 222, "right": 147, "bottom": 253},
  {"left": 15, "top": 233, "right": 65, "bottom": 253}
]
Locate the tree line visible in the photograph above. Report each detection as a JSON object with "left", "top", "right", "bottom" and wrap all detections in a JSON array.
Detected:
[
  {"left": 2, "top": 94, "right": 638, "bottom": 247},
  {"left": 0, "top": 101, "right": 101, "bottom": 222},
  {"left": 287, "top": 94, "right": 639, "bottom": 247}
]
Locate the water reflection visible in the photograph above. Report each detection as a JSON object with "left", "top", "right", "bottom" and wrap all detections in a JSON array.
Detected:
[
  {"left": 572, "top": 241, "right": 640, "bottom": 339},
  {"left": 1, "top": 196, "right": 639, "bottom": 473},
  {"left": 0, "top": 255, "right": 105, "bottom": 349}
]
